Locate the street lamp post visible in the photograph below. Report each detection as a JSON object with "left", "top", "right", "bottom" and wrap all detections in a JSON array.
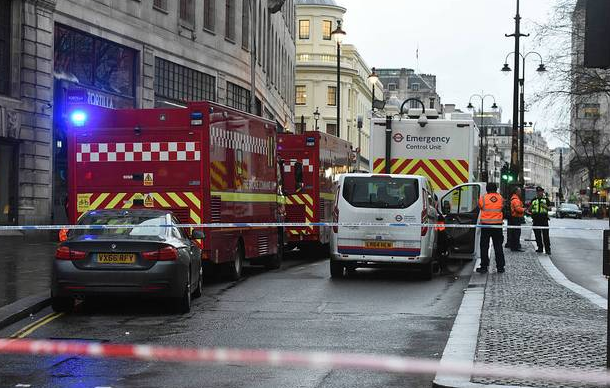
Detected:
[
  {"left": 330, "top": 20, "right": 346, "bottom": 139},
  {"left": 313, "top": 107, "right": 320, "bottom": 131},
  {"left": 501, "top": 51, "right": 546, "bottom": 184},
  {"left": 467, "top": 93, "right": 498, "bottom": 181},
  {"left": 367, "top": 67, "right": 379, "bottom": 111}
]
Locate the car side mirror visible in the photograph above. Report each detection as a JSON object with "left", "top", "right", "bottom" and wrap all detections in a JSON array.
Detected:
[{"left": 191, "top": 229, "right": 205, "bottom": 240}]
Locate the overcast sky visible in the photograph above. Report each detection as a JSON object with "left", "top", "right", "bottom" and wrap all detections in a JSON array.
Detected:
[{"left": 341, "top": 0, "right": 561, "bottom": 147}]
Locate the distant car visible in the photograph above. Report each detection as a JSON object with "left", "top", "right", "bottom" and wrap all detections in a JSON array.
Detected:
[
  {"left": 51, "top": 209, "right": 204, "bottom": 314},
  {"left": 548, "top": 207, "right": 557, "bottom": 218},
  {"left": 556, "top": 203, "right": 582, "bottom": 219}
]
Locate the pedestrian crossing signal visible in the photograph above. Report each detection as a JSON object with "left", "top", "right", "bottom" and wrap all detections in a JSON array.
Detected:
[{"left": 500, "top": 164, "right": 515, "bottom": 183}]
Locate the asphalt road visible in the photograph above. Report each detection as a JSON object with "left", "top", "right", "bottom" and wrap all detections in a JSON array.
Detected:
[
  {"left": 0, "top": 251, "right": 472, "bottom": 388},
  {"left": 545, "top": 217, "right": 608, "bottom": 298}
]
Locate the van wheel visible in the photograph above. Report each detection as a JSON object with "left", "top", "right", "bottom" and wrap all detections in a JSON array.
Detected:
[
  {"left": 330, "top": 260, "right": 344, "bottom": 278},
  {"left": 419, "top": 261, "right": 434, "bottom": 281},
  {"left": 227, "top": 243, "right": 244, "bottom": 281}
]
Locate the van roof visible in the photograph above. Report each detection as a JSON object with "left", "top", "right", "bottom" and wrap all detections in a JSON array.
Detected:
[{"left": 339, "top": 173, "right": 427, "bottom": 181}]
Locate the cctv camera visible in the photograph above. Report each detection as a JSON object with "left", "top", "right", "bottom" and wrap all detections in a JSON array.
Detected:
[{"left": 418, "top": 114, "right": 428, "bottom": 128}]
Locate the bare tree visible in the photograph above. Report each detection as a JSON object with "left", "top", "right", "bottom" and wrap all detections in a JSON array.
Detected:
[{"left": 534, "top": 0, "right": 610, "bottom": 201}]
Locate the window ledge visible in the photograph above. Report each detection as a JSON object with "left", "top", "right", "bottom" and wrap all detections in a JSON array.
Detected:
[
  {"left": 225, "top": 37, "right": 236, "bottom": 44},
  {"left": 153, "top": 5, "right": 168, "bottom": 14},
  {"left": 203, "top": 27, "right": 215, "bottom": 35}
]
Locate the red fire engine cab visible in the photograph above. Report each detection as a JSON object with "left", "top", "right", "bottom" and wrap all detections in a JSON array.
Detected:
[
  {"left": 277, "top": 131, "right": 351, "bottom": 256},
  {"left": 66, "top": 101, "right": 284, "bottom": 279}
]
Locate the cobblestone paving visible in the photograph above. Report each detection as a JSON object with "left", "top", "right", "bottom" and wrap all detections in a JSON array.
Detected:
[{"left": 472, "top": 247, "right": 606, "bottom": 388}]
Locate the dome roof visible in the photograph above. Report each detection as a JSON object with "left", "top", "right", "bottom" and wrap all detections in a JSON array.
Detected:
[{"left": 295, "top": 0, "right": 340, "bottom": 6}]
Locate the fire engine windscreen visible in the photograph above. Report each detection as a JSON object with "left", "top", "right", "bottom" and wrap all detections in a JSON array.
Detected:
[{"left": 341, "top": 176, "right": 419, "bottom": 209}]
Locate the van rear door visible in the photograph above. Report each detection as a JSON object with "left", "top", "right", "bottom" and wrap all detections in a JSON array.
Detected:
[{"left": 337, "top": 175, "right": 422, "bottom": 257}]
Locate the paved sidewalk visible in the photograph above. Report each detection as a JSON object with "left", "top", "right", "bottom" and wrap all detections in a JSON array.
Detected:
[
  {"left": 472, "top": 246, "right": 606, "bottom": 388},
  {"left": 0, "top": 236, "right": 55, "bottom": 308}
]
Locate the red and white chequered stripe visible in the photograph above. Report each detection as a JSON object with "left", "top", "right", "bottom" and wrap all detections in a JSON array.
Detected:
[
  {"left": 76, "top": 142, "right": 201, "bottom": 162},
  {"left": 284, "top": 159, "right": 314, "bottom": 173},
  {"left": 0, "top": 339, "right": 608, "bottom": 385},
  {"left": 211, "top": 126, "right": 269, "bottom": 155}
]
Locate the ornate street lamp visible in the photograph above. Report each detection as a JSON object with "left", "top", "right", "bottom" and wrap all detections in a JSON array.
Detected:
[
  {"left": 313, "top": 107, "right": 320, "bottom": 131},
  {"left": 367, "top": 67, "right": 379, "bottom": 111},
  {"left": 331, "top": 20, "right": 346, "bottom": 138}
]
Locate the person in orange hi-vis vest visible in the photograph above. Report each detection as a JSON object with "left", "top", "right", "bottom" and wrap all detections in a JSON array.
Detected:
[
  {"left": 476, "top": 182, "right": 505, "bottom": 274},
  {"left": 508, "top": 187, "right": 525, "bottom": 252}
]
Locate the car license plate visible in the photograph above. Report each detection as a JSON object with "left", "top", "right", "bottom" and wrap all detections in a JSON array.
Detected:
[
  {"left": 365, "top": 241, "right": 393, "bottom": 249},
  {"left": 97, "top": 253, "right": 136, "bottom": 264}
]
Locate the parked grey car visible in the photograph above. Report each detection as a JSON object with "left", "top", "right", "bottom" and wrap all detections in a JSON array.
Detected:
[
  {"left": 556, "top": 203, "right": 583, "bottom": 219},
  {"left": 51, "top": 209, "right": 203, "bottom": 314}
]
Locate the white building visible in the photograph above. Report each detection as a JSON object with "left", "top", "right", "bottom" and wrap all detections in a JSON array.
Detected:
[{"left": 294, "top": 0, "right": 379, "bottom": 170}]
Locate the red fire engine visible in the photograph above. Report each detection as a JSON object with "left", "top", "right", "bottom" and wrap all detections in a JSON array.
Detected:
[
  {"left": 66, "top": 101, "right": 283, "bottom": 279},
  {"left": 277, "top": 131, "right": 351, "bottom": 256}
]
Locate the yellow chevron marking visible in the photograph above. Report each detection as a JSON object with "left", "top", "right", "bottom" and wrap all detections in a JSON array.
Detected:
[
  {"left": 210, "top": 170, "right": 225, "bottom": 188},
  {"left": 291, "top": 195, "right": 305, "bottom": 205},
  {"left": 373, "top": 159, "right": 385, "bottom": 173},
  {"left": 121, "top": 193, "right": 139, "bottom": 209},
  {"left": 438, "top": 159, "right": 467, "bottom": 184},
  {"left": 106, "top": 193, "right": 127, "bottom": 209},
  {"left": 305, "top": 206, "right": 314, "bottom": 219},
  {"left": 167, "top": 192, "right": 188, "bottom": 208},
  {"left": 212, "top": 161, "right": 228, "bottom": 175},
  {"left": 152, "top": 193, "right": 171, "bottom": 208},
  {"left": 190, "top": 209, "right": 201, "bottom": 224},
  {"left": 184, "top": 192, "right": 201, "bottom": 209},
  {"left": 423, "top": 160, "right": 452, "bottom": 189},
  {"left": 89, "top": 193, "right": 109, "bottom": 210},
  {"left": 302, "top": 195, "right": 314, "bottom": 207},
  {"left": 391, "top": 159, "right": 404, "bottom": 173}
]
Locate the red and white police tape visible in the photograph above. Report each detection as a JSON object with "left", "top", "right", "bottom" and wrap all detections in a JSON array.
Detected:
[
  {"left": 0, "top": 338, "right": 608, "bottom": 385},
  {"left": 0, "top": 222, "right": 607, "bottom": 231}
]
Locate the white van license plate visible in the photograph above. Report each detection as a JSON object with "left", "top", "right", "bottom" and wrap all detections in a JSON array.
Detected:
[{"left": 365, "top": 241, "right": 393, "bottom": 249}]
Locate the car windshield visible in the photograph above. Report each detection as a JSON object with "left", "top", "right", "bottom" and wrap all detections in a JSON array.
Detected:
[
  {"left": 342, "top": 176, "right": 419, "bottom": 209},
  {"left": 561, "top": 204, "right": 579, "bottom": 210},
  {"left": 71, "top": 212, "right": 169, "bottom": 239}
]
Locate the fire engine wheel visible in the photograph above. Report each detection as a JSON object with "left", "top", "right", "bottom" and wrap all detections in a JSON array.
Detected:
[
  {"left": 227, "top": 243, "right": 244, "bottom": 281},
  {"left": 330, "top": 260, "right": 344, "bottom": 278},
  {"left": 193, "top": 265, "right": 203, "bottom": 299}
]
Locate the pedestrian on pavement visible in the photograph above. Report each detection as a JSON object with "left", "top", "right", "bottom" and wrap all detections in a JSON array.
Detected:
[
  {"left": 476, "top": 182, "right": 505, "bottom": 274},
  {"left": 509, "top": 187, "right": 525, "bottom": 252},
  {"left": 528, "top": 186, "right": 552, "bottom": 255}
]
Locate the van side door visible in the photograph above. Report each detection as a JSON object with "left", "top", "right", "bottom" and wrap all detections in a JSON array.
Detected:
[{"left": 440, "top": 183, "right": 484, "bottom": 259}]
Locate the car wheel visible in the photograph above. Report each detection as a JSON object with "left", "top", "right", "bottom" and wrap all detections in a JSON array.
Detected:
[
  {"left": 193, "top": 265, "right": 203, "bottom": 299},
  {"left": 176, "top": 270, "right": 192, "bottom": 314},
  {"left": 330, "top": 260, "right": 344, "bottom": 278},
  {"left": 419, "top": 261, "right": 434, "bottom": 281},
  {"left": 265, "top": 231, "right": 283, "bottom": 270},
  {"left": 51, "top": 296, "right": 73, "bottom": 313},
  {"left": 227, "top": 243, "right": 244, "bottom": 281}
]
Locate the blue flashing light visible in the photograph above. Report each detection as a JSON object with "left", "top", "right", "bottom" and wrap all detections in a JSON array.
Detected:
[{"left": 70, "top": 110, "right": 88, "bottom": 127}]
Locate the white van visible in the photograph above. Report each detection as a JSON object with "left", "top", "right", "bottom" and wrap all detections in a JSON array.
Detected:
[
  {"left": 330, "top": 173, "right": 485, "bottom": 279},
  {"left": 330, "top": 173, "right": 439, "bottom": 279}
]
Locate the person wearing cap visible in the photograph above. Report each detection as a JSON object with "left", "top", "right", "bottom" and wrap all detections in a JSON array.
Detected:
[
  {"left": 476, "top": 182, "right": 505, "bottom": 274},
  {"left": 528, "top": 186, "right": 552, "bottom": 254}
]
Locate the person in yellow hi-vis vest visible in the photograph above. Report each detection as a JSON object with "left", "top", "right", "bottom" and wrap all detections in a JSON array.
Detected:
[
  {"left": 476, "top": 182, "right": 505, "bottom": 274},
  {"left": 528, "top": 186, "right": 552, "bottom": 255}
]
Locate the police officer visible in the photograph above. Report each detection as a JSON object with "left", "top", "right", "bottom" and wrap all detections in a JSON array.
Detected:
[
  {"left": 476, "top": 182, "right": 505, "bottom": 274},
  {"left": 528, "top": 186, "right": 551, "bottom": 254},
  {"left": 509, "top": 187, "right": 525, "bottom": 251}
]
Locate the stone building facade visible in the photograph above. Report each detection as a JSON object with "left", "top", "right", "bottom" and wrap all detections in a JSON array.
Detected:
[
  {"left": 294, "top": 0, "right": 378, "bottom": 170},
  {"left": 376, "top": 68, "right": 442, "bottom": 112},
  {"left": 0, "top": 0, "right": 296, "bottom": 227}
]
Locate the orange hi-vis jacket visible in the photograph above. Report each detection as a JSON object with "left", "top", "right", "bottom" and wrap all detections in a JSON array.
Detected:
[
  {"left": 510, "top": 194, "right": 525, "bottom": 217},
  {"left": 478, "top": 193, "right": 504, "bottom": 224}
]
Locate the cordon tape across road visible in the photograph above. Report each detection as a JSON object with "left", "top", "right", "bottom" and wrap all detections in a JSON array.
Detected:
[
  {"left": 0, "top": 339, "right": 608, "bottom": 385},
  {"left": 0, "top": 222, "right": 607, "bottom": 231}
]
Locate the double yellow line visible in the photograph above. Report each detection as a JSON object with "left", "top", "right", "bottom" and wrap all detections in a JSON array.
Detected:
[{"left": 9, "top": 312, "right": 63, "bottom": 339}]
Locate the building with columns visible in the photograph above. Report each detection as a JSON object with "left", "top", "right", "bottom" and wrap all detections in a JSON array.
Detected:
[
  {"left": 0, "top": 0, "right": 296, "bottom": 229},
  {"left": 294, "top": 0, "right": 379, "bottom": 170}
]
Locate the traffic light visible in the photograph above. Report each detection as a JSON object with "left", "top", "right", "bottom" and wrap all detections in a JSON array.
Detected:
[{"left": 501, "top": 164, "right": 515, "bottom": 183}]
